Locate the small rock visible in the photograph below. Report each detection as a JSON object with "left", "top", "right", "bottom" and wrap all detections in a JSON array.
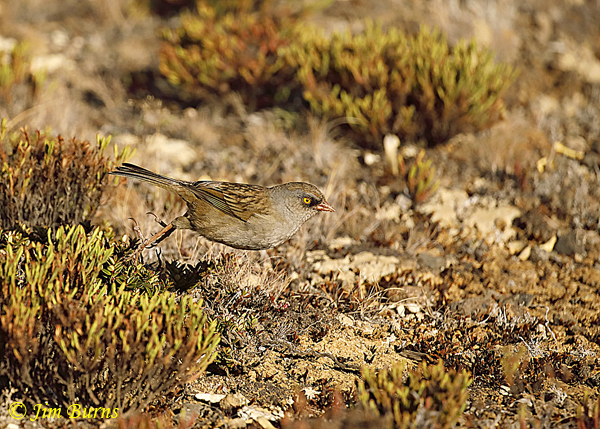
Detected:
[
  {"left": 507, "top": 240, "right": 527, "bottom": 255},
  {"left": 402, "top": 144, "right": 420, "bottom": 158},
  {"left": 338, "top": 314, "right": 354, "bottom": 326},
  {"left": 328, "top": 236, "right": 354, "bottom": 250},
  {"left": 530, "top": 247, "right": 549, "bottom": 263},
  {"left": 518, "top": 245, "right": 531, "bottom": 261},
  {"left": 364, "top": 152, "right": 380, "bottom": 166},
  {"left": 584, "top": 230, "right": 600, "bottom": 247},
  {"left": 228, "top": 418, "right": 249, "bottom": 429},
  {"left": 465, "top": 205, "right": 521, "bottom": 237},
  {"left": 396, "top": 304, "right": 405, "bottom": 317},
  {"left": 448, "top": 296, "right": 496, "bottom": 318},
  {"left": 539, "top": 235, "right": 557, "bottom": 252},
  {"left": 220, "top": 393, "right": 249, "bottom": 413},
  {"left": 405, "top": 303, "right": 421, "bottom": 314},
  {"left": 196, "top": 392, "right": 226, "bottom": 403},
  {"left": 555, "top": 230, "right": 584, "bottom": 256},
  {"left": 500, "top": 294, "right": 534, "bottom": 307},
  {"left": 395, "top": 194, "right": 413, "bottom": 212},
  {"left": 417, "top": 253, "right": 446, "bottom": 272},
  {"left": 313, "top": 251, "right": 400, "bottom": 286},
  {"left": 256, "top": 416, "right": 277, "bottom": 429},
  {"left": 376, "top": 202, "right": 401, "bottom": 222},
  {"left": 419, "top": 188, "right": 469, "bottom": 228},
  {"left": 353, "top": 252, "right": 399, "bottom": 282},
  {"left": 239, "top": 405, "right": 282, "bottom": 422}
]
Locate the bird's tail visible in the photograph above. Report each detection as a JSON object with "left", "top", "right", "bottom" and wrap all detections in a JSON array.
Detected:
[{"left": 110, "top": 163, "right": 184, "bottom": 191}]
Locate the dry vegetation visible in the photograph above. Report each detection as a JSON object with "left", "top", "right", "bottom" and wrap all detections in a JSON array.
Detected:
[{"left": 1, "top": 0, "right": 600, "bottom": 428}]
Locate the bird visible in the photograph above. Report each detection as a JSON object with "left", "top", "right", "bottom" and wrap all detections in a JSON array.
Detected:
[{"left": 110, "top": 163, "right": 335, "bottom": 254}]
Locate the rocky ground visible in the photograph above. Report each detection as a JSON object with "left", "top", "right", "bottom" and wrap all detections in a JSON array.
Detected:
[{"left": 1, "top": 0, "right": 600, "bottom": 427}]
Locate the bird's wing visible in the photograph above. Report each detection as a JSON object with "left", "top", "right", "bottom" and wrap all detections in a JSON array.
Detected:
[{"left": 187, "top": 181, "right": 271, "bottom": 222}]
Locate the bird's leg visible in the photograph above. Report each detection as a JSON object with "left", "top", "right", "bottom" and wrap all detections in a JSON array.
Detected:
[
  {"left": 147, "top": 211, "right": 168, "bottom": 228},
  {"left": 144, "top": 212, "right": 175, "bottom": 246},
  {"left": 129, "top": 217, "right": 146, "bottom": 242},
  {"left": 129, "top": 220, "right": 176, "bottom": 259},
  {"left": 147, "top": 222, "right": 176, "bottom": 246},
  {"left": 131, "top": 213, "right": 175, "bottom": 259}
]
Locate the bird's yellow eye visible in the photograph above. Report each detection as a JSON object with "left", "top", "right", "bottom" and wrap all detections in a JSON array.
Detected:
[{"left": 303, "top": 197, "right": 312, "bottom": 205}]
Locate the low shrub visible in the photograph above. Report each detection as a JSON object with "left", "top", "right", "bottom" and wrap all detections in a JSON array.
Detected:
[
  {"left": 0, "top": 120, "right": 133, "bottom": 230},
  {"left": 284, "top": 23, "right": 518, "bottom": 147},
  {"left": 0, "top": 225, "right": 220, "bottom": 414},
  {"left": 403, "top": 149, "right": 440, "bottom": 204},
  {"left": 358, "top": 360, "right": 471, "bottom": 428},
  {"left": 159, "top": 1, "right": 298, "bottom": 108},
  {"left": 160, "top": 7, "right": 517, "bottom": 147}
]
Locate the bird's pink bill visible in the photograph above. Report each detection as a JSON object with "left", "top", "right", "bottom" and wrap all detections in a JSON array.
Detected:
[{"left": 316, "top": 202, "right": 335, "bottom": 212}]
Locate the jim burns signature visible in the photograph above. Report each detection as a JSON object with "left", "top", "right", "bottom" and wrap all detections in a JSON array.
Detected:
[{"left": 9, "top": 402, "right": 119, "bottom": 421}]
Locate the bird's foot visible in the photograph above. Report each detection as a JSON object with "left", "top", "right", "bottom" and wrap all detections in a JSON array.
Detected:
[
  {"left": 127, "top": 216, "right": 176, "bottom": 260},
  {"left": 128, "top": 217, "right": 146, "bottom": 242},
  {"left": 147, "top": 211, "right": 168, "bottom": 227}
]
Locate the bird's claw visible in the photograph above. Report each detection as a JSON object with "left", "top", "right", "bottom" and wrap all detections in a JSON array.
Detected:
[
  {"left": 147, "top": 212, "right": 168, "bottom": 227},
  {"left": 127, "top": 222, "right": 176, "bottom": 261},
  {"left": 129, "top": 217, "right": 146, "bottom": 242},
  {"left": 126, "top": 216, "right": 162, "bottom": 261}
]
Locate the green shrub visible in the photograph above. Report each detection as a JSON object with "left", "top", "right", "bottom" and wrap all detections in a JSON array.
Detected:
[
  {"left": 0, "top": 225, "right": 220, "bottom": 414},
  {"left": 0, "top": 120, "right": 133, "bottom": 230},
  {"left": 575, "top": 390, "right": 600, "bottom": 429},
  {"left": 357, "top": 360, "right": 471, "bottom": 428},
  {"left": 403, "top": 149, "right": 440, "bottom": 204},
  {"left": 160, "top": 10, "right": 517, "bottom": 147},
  {"left": 159, "top": 1, "right": 298, "bottom": 108},
  {"left": 284, "top": 23, "right": 518, "bottom": 146}
]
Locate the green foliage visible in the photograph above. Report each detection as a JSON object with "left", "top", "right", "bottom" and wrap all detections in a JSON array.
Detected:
[
  {"left": 576, "top": 390, "right": 600, "bottom": 429},
  {"left": 0, "top": 225, "right": 220, "bottom": 414},
  {"left": 160, "top": 7, "right": 517, "bottom": 146},
  {"left": 0, "top": 41, "right": 45, "bottom": 104},
  {"left": 0, "top": 120, "right": 134, "bottom": 230},
  {"left": 358, "top": 360, "right": 472, "bottom": 428},
  {"left": 102, "top": 254, "right": 163, "bottom": 294},
  {"left": 285, "top": 23, "right": 518, "bottom": 146},
  {"left": 159, "top": 1, "right": 298, "bottom": 108},
  {"left": 401, "top": 149, "right": 440, "bottom": 204}
]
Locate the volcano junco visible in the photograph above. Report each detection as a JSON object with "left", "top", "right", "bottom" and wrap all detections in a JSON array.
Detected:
[{"left": 110, "top": 163, "right": 334, "bottom": 252}]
